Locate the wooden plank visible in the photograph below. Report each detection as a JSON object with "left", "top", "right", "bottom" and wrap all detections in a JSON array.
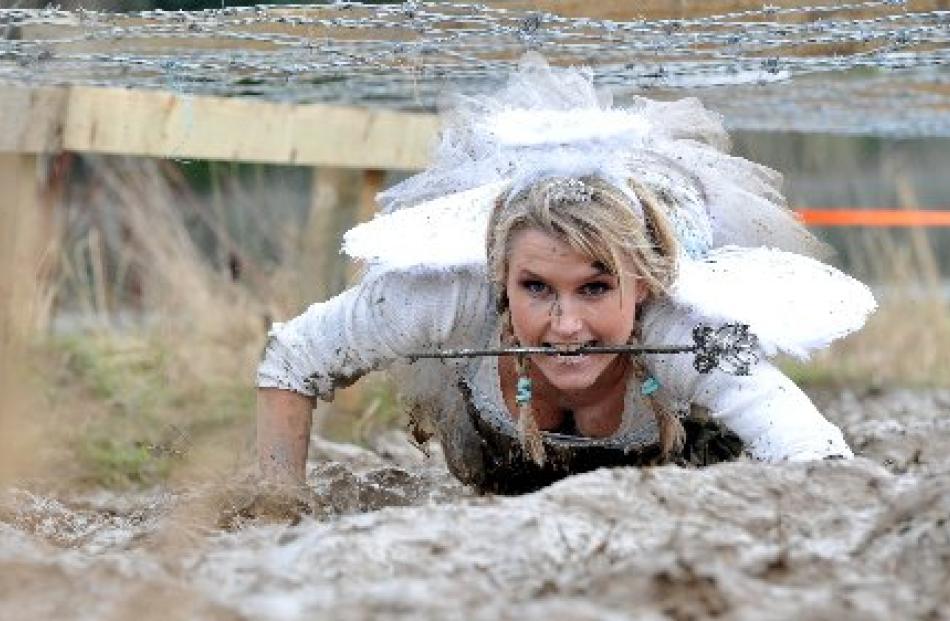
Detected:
[
  {"left": 0, "top": 84, "right": 438, "bottom": 169},
  {"left": 61, "top": 86, "right": 438, "bottom": 169}
]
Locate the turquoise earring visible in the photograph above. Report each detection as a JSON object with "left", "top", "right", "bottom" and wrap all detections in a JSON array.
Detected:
[{"left": 515, "top": 355, "right": 533, "bottom": 407}]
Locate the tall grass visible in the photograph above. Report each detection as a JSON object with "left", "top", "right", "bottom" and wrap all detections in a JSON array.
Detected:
[{"left": 35, "top": 156, "right": 287, "bottom": 488}]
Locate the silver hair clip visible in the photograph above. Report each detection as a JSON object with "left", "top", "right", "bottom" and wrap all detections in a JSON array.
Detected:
[{"left": 547, "top": 178, "right": 594, "bottom": 206}]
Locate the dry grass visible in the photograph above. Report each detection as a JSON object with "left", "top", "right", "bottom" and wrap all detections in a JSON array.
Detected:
[
  {"left": 783, "top": 177, "right": 950, "bottom": 388},
  {"left": 783, "top": 299, "right": 950, "bottom": 388}
]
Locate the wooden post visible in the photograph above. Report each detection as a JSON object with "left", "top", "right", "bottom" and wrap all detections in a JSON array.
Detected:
[
  {"left": 349, "top": 169, "right": 386, "bottom": 282},
  {"left": 0, "top": 154, "right": 54, "bottom": 343},
  {"left": 306, "top": 168, "right": 387, "bottom": 419},
  {"left": 358, "top": 170, "right": 386, "bottom": 222},
  {"left": 0, "top": 153, "right": 48, "bottom": 482},
  {"left": 301, "top": 167, "right": 361, "bottom": 304}
]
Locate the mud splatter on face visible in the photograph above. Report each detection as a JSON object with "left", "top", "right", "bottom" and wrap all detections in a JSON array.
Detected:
[{"left": 549, "top": 293, "right": 562, "bottom": 320}]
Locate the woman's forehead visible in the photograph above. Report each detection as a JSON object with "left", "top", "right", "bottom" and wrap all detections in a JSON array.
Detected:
[
  {"left": 510, "top": 228, "right": 583, "bottom": 255},
  {"left": 508, "top": 229, "right": 606, "bottom": 272}
]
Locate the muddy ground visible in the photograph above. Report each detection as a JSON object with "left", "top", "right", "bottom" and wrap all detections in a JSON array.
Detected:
[{"left": 2, "top": 387, "right": 949, "bottom": 620}]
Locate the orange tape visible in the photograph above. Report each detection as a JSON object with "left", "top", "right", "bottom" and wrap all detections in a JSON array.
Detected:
[{"left": 795, "top": 209, "right": 950, "bottom": 227}]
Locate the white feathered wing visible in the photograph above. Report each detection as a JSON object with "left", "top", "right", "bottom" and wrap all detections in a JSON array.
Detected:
[{"left": 671, "top": 246, "right": 877, "bottom": 359}]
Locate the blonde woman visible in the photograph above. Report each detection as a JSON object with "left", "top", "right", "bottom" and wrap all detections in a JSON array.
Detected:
[{"left": 257, "top": 56, "right": 875, "bottom": 493}]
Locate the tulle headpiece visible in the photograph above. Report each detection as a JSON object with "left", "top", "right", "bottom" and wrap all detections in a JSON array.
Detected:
[{"left": 343, "top": 54, "right": 876, "bottom": 359}]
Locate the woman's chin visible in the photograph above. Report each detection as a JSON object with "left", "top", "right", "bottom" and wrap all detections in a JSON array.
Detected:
[{"left": 534, "top": 357, "right": 607, "bottom": 392}]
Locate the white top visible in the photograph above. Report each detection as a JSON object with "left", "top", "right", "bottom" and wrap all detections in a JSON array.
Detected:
[{"left": 257, "top": 269, "right": 853, "bottom": 463}]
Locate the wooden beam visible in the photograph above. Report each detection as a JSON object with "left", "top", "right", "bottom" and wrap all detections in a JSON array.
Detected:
[
  {"left": 0, "top": 85, "right": 438, "bottom": 170},
  {"left": 0, "top": 154, "right": 53, "bottom": 342},
  {"left": 302, "top": 167, "right": 361, "bottom": 301}
]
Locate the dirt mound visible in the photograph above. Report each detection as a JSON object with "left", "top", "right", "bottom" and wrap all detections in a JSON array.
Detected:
[{"left": 2, "top": 388, "right": 949, "bottom": 620}]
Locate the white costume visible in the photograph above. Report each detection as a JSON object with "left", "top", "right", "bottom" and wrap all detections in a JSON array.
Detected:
[{"left": 257, "top": 55, "right": 875, "bottom": 484}]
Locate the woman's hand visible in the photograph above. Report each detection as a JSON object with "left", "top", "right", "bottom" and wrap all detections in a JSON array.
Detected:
[{"left": 256, "top": 388, "right": 315, "bottom": 484}]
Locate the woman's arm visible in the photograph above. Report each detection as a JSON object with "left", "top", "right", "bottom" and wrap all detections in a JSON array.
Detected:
[
  {"left": 640, "top": 298, "right": 853, "bottom": 461},
  {"left": 256, "top": 269, "right": 491, "bottom": 482},
  {"left": 257, "top": 388, "right": 314, "bottom": 483}
]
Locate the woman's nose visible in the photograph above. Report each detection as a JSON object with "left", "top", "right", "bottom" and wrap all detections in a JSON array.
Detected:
[{"left": 550, "top": 298, "right": 584, "bottom": 337}]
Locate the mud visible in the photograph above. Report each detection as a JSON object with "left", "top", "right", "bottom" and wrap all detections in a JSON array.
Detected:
[{"left": 2, "top": 388, "right": 949, "bottom": 620}]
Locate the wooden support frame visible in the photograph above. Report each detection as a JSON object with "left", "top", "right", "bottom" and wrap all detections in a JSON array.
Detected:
[{"left": 0, "top": 85, "right": 438, "bottom": 170}]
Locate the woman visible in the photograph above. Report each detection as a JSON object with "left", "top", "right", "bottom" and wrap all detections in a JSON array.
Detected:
[{"left": 257, "top": 56, "right": 875, "bottom": 493}]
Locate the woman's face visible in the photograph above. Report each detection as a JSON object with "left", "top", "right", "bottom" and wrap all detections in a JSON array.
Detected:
[{"left": 506, "top": 228, "right": 648, "bottom": 394}]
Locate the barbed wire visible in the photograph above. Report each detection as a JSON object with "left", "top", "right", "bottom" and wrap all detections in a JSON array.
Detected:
[{"left": 1, "top": 1, "right": 948, "bottom": 136}]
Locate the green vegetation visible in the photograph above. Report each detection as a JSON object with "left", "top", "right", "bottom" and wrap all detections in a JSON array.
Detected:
[
  {"left": 45, "top": 332, "right": 255, "bottom": 488},
  {"left": 34, "top": 327, "right": 401, "bottom": 489}
]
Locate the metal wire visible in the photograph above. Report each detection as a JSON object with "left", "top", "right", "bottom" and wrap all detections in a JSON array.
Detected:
[{"left": 1, "top": 1, "right": 947, "bottom": 136}]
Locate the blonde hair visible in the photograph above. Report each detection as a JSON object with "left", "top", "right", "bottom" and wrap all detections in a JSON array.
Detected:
[{"left": 486, "top": 175, "right": 685, "bottom": 463}]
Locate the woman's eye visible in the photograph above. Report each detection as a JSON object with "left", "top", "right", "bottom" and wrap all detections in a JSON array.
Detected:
[
  {"left": 521, "top": 280, "right": 550, "bottom": 296},
  {"left": 580, "top": 282, "right": 611, "bottom": 296}
]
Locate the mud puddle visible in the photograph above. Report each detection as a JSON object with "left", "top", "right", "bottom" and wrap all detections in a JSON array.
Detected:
[{"left": 2, "top": 388, "right": 949, "bottom": 620}]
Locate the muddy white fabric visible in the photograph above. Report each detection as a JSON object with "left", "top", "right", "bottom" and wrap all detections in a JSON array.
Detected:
[
  {"left": 669, "top": 246, "right": 877, "bottom": 359},
  {"left": 258, "top": 270, "right": 853, "bottom": 462}
]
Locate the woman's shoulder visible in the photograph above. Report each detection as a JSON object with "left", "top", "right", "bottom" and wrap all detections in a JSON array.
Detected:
[
  {"left": 361, "top": 266, "right": 492, "bottom": 307},
  {"left": 359, "top": 267, "right": 496, "bottom": 339}
]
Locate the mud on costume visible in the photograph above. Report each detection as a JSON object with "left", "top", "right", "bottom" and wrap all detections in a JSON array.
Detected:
[{"left": 258, "top": 55, "right": 876, "bottom": 493}]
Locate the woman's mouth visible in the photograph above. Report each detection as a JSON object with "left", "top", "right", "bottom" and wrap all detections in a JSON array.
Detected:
[
  {"left": 536, "top": 341, "right": 600, "bottom": 368},
  {"left": 541, "top": 340, "right": 599, "bottom": 354}
]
